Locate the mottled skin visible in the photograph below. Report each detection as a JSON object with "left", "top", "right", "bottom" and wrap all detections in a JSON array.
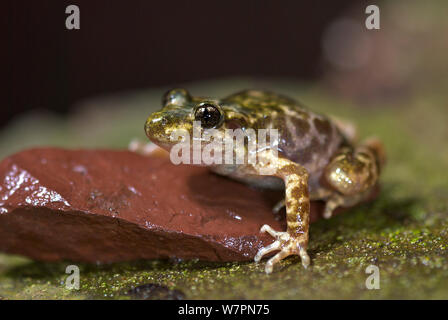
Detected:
[{"left": 138, "top": 89, "right": 385, "bottom": 274}]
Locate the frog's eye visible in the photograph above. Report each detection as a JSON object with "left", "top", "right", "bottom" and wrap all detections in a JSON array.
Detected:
[
  {"left": 194, "top": 103, "right": 223, "bottom": 129},
  {"left": 162, "top": 88, "right": 191, "bottom": 106}
]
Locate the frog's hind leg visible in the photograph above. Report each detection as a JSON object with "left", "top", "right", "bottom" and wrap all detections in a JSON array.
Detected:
[
  {"left": 255, "top": 159, "right": 311, "bottom": 273},
  {"left": 322, "top": 193, "right": 365, "bottom": 219},
  {"left": 322, "top": 138, "right": 385, "bottom": 218}
]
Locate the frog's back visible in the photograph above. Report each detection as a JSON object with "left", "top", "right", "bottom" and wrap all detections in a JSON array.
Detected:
[{"left": 224, "top": 90, "right": 345, "bottom": 188}]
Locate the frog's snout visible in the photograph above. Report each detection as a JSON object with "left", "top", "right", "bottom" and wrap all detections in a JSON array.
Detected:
[
  {"left": 145, "top": 112, "right": 169, "bottom": 145},
  {"left": 145, "top": 111, "right": 187, "bottom": 150}
]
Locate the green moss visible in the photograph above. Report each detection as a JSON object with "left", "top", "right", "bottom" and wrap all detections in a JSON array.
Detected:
[{"left": 1, "top": 75, "right": 448, "bottom": 299}]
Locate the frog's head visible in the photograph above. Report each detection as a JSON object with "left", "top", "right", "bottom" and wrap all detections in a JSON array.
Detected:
[{"left": 145, "top": 88, "right": 250, "bottom": 154}]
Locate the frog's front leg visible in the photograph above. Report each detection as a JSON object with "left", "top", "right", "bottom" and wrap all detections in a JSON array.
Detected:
[{"left": 254, "top": 158, "right": 311, "bottom": 273}]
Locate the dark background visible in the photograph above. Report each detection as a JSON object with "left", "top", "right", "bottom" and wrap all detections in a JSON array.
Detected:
[{"left": 5, "top": 0, "right": 360, "bottom": 128}]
